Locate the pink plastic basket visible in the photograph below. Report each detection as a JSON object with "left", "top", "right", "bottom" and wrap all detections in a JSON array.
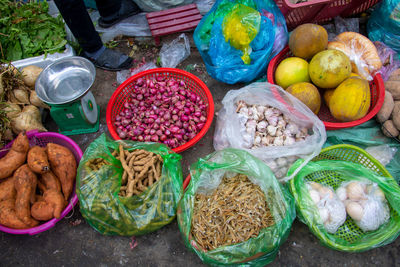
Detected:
[
  {"left": 0, "top": 130, "right": 82, "bottom": 235},
  {"left": 274, "top": 0, "right": 382, "bottom": 30}
]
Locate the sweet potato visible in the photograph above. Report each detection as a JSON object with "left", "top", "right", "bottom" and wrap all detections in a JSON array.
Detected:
[
  {"left": 14, "top": 164, "right": 39, "bottom": 227},
  {"left": 39, "top": 171, "right": 61, "bottom": 193},
  {"left": 0, "top": 176, "right": 16, "bottom": 201},
  {"left": 31, "top": 201, "right": 54, "bottom": 221},
  {"left": 0, "top": 132, "right": 30, "bottom": 179},
  {"left": 382, "top": 120, "right": 399, "bottom": 138},
  {"left": 377, "top": 91, "right": 395, "bottom": 123},
  {"left": 392, "top": 101, "right": 400, "bottom": 130},
  {"left": 43, "top": 189, "right": 67, "bottom": 218},
  {"left": 0, "top": 199, "right": 30, "bottom": 229},
  {"left": 46, "top": 143, "right": 76, "bottom": 200},
  {"left": 385, "top": 81, "right": 400, "bottom": 100},
  {"left": 27, "top": 146, "right": 50, "bottom": 174}
]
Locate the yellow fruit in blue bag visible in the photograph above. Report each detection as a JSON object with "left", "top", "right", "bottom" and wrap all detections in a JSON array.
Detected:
[{"left": 222, "top": 4, "right": 260, "bottom": 65}]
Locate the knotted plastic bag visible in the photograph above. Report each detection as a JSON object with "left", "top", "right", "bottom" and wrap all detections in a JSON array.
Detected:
[
  {"left": 194, "top": 0, "right": 288, "bottom": 84},
  {"left": 76, "top": 134, "right": 183, "bottom": 236},
  {"left": 177, "top": 148, "right": 295, "bottom": 266}
]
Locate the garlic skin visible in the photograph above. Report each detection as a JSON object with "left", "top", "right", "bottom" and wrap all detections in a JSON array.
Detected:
[
  {"left": 267, "top": 125, "right": 277, "bottom": 136},
  {"left": 257, "top": 121, "right": 268, "bottom": 133},
  {"left": 318, "top": 207, "right": 330, "bottom": 223},
  {"left": 346, "top": 201, "right": 364, "bottom": 221},
  {"left": 309, "top": 189, "right": 320, "bottom": 204},
  {"left": 336, "top": 187, "right": 347, "bottom": 202},
  {"left": 309, "top": 182, "right": 323, "bottom": 191},
  {"left": 318, "top": 187, "right": 335, "bottom": 200}
]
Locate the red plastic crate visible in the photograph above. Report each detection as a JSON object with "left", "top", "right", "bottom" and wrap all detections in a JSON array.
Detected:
[{"left": 274, "top": 0, "right": 382, "bottom": 30}]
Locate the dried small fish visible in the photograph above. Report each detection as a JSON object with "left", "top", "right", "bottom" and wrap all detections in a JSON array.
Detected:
[{"left": 191, "top": 174, "right": 275, "bottom": 251}]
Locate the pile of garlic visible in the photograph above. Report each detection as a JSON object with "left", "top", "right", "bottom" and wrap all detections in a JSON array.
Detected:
[
  {"left": 266, "top": 156, "right": 298, "bottom": 179},
  {"left": 336, "top": 180, "right": 390, "bottom": 232},
  {"left": 236, "top": 101, "right": 309, "bottom": 148},
  {"left": 307, "top": 182, "right": 347, "bottom": 234}
]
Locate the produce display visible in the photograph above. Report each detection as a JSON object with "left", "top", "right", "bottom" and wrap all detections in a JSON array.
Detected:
[
  {"left": 0, "top": 64, "right": 48, "bottom": 148},
  {"left": 191, "top": 174, "right": 275, "bottom": 251},
  {"left": 273, "top": 24, "right": 382, "bottom": 123},
  {"left": 113, "top": 75, "right": 207, "bottom": 149},
  {"left": 336, "top": 180, "right": 390, "bottom": 232},
  {"left": 0, "top": 132, "right": 77, "bottom": 229},
  {"left": 378, "top": 68, "right": 400, "bottom": 139},
  {"left": 0, "top": 0, "right": 67, "bottom": 62}
]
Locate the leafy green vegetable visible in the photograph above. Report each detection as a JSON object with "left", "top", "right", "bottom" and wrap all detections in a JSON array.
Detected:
[{"left": 0, "top": 0, "right": 67, "bottom": 62}]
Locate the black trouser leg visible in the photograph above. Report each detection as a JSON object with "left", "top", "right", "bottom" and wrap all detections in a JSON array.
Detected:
[
  {"left": 54, "top": 0, "right": 103, "bottom": 53},
  {"left": 95, "top": 0, "right": 122, "bottom": 18}
]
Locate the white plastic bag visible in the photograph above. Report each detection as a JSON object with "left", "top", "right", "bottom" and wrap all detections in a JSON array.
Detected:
[
  {"left": 214, "top": 82, "right": 326, "bottom": 182},
  {"left": 116, "top": 62, "right": 158, "bottom": 84},
  {"left": 160, "top": 33, "right": 191, "bottom": 68},
  {"left": 365, "top": 145, "right": 398, "bottom": 166},
  {"left": 133, "top": 0, "right": 193, "bottom": 12}
]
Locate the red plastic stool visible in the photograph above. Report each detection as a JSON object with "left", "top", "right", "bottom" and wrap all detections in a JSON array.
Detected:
[{"left": 146, "top": 4, "right": 202, "bottom": 46}]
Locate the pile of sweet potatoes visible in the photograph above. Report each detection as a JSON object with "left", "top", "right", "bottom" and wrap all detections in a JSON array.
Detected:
[
  {"left": 0, "top": 132, "right": 77, "bottom": 229},
  {"left": 377, "top": 68, "right": 400, "bottom": 139}
]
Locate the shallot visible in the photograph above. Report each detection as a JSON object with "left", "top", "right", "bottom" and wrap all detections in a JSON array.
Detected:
[{"left": 113, "top": 75, "right": 208, "bottom": 149}]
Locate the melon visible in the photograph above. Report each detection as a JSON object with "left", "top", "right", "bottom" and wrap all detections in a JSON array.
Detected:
[
  {"left": 289, "top": 23, "right": 328, "bottom": 60},
  {"left": 286, "top": 82, "right": 321, "bottom": 114}
]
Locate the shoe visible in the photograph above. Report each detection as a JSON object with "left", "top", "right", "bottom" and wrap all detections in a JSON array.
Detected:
[
  {"left": 98, "top": 0, "right": 141, "bottom": 28},
  {"left": 83, "top": 48, "right": 133, "bottom": 71}
]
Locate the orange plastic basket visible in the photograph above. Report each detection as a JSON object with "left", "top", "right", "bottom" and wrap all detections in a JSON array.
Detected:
[
  {"left": 274, "top": 0, "right": 382, "bottom": 31},
  {"left": 267, "top": 46, "right": 385, "bottom": 130},
  {"left": 106, "top": 68, "right": 214, "bottom": 153}
]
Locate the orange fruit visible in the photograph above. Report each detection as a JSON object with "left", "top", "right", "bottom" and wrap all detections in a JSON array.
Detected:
[
  {"left": 275, "top": 57, "right": 310, "bottom": 89},
  {"left": 286, "top": 82, "right": 321, "bottom": 114}
]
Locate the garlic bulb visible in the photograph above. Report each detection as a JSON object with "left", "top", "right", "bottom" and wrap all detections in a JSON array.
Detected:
[
  {"left": 336, "top": 187, "right": 347, "bottom": 202},
  {"left": 346, "top": 181, "right": 366, "bottom": 201},
  {"left": 318, "top": 207, "right": 329, "bottom": 223},
  {"left": 309, "top": 189, "right": 320, "bottom": 204}
]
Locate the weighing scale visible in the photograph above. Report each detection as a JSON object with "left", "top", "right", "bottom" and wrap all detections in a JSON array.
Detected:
[{"left": 35, "top": 56, "right": 100, "bottom": 135}]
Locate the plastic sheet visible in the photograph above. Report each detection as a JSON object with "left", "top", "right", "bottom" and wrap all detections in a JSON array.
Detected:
[
  {"left": 289, "top": 160, "right": 400, "bottom": 252},
  {"left": 374, "top": 41, "right": 400, "bottom": 82},
  {"left": 177, "top": 148, "right": 295, "bottom": 266},
  {"left": 160, "top": 33, "right": 191, "bottom": 68},
  {"left": 213, "top": 82, "right": 326, "bottom": 182},
  {"left": 76, "top": 134, "right": 183, "bottom": 236},
  {"left": 194, "top": 0, "right": 287, "bottom": 84},
  {"left": 368, "top": 0, "right": 400, "bottom": 59}
]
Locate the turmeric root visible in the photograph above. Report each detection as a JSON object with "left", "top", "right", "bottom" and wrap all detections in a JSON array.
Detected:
[
  {"left": 46, "top": 143, "right": 77, "bottom": 201},
  {"left": 0, "top": 176, "right": 16, "bottom": 201},
  {"left": 14, "top": 164, "right": 39, "bottom": 227},
  {"left": 27, "top": 146, "right": 50, "bottom": 174},
  {"left": 40, "top": 171, "right": 62, "bottom": 193},
  {"left": 0, "top": 199, "right": 30, "bottom": 229},
  {"left": 0, "top": 132, "right": 30, "bottom": 179}
]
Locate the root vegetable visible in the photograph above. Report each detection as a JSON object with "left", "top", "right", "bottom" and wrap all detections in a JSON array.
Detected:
[
  {"left": 21, "top": 65, "right": 43, "bottom": 87},
  {"left": 14, "top": 164, "right": 39, "bottom": 227},
  {"left": 392, "top": 101, "right": 400, "bottom": 130},
  {"left": 12, "top": 89, "right": 30, "bottom": 104},
  {"left": 382, "top": 120, "right": 399, "bottom": 138},
  {"left": 31, "top": 201, "right": 54, "bottom": 221},
  {"left": 0, "top": 176, "right": 16, "bottom": 201},
  {"left": 0, "top": 199, "right": 30, "bottom": 229},
  {"left": 11, "top": 105, "right": 47, "bottom": 134},
  {"left": 376, "top": 91, "right": 395, "bottom": 123},
  {"left": 46, "top": 143, "right": 77, "bottom": 200},
  {"left": 385, "top": 81, "right": 400, "bottom": 100},
  {"left": 4, "top": 102, "right": 21, "bottom": 119},
  {"left": 30, "top": 90, "right": 49, "bottom": 109},
  {"left": 43, "top": 189, "right": 67, "bottom": 219},
  {"left": 27, "top": 146, "right": 50, "bottom": 174},
  {"left": 40, "top": 171, "right": 62, "bottom": 193},
  {"left": 0, "top": 131, "right": 30, "bottom": 179}
]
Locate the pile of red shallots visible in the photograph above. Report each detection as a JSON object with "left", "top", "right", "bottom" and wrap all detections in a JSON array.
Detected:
[{"left": 113, "top": 75, "right": 208, "bottom": 149}]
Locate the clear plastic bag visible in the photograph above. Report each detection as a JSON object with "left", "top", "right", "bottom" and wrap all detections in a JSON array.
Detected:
[
  {"left": 160, "top": 33, "right": 191, "bottom": 68},
  {"left": 213, "top": 82, "right": 326, "bottom": 182},
  {"left": 365, "top": 144, "right": 398, "bottom": 166},
  {"left": 177, "top": 148, "right": 295, "bottom": 266},
  {"left": 133, "top": 0, "right": 193, "bottom": 12},
  {"left": 374, "top": 41, "right": 400, "bottom": 82},
  {"left": 116, "top": 62, "right": 158, "bottom": 85}
]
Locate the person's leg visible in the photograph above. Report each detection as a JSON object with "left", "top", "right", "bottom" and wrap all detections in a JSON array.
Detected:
[
  {"left": 54, "top": 0, "right": 102, "bottom": 53},
  {"left": 96, "top": 0, "right": 141, "bottom": 28}
]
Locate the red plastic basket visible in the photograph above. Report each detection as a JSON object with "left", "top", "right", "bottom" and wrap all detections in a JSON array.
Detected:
[
  {"left": 106, "top": 68, "right": 214, "bottom": 153},
  {"left": 274, "top": 0, "right": 381, "bottom": 31},
  {"left": 0, "top": 130, "right": 82, "bottom": 235},
  {"left": 267, "top": 46, "right": 385, "bottom": 130}
]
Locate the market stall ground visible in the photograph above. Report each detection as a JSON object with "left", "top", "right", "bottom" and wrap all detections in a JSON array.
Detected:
[{"left": 1, "top": 33, "right": 399, "bottom": 266}]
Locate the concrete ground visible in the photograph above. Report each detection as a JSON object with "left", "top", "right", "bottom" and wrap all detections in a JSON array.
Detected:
[{"left": 1, "top": 34, "right": 399, "bottom": 267}]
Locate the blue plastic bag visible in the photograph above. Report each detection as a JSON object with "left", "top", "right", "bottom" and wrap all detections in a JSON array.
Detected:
[
  {"left": 368, "top": 0, "right": 400, "bottom": 59},
  {"left": 194, "top": 0, "right": 288, "bottom": 84}
]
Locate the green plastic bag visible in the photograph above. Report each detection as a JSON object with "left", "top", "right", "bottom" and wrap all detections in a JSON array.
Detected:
[
  {"left": 288, "top": 159, "right": 400, "bottom": 252},
  {"left": 77, "top": 134, "right": 183, "bottom": 236},
  {"left": 177, "top": 148, "right": 295, "bottom": 266}
]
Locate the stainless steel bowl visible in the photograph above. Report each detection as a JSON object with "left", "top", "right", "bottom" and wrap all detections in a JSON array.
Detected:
[{"left": 35, "top": 56, "right": 96, "bottom": 105}]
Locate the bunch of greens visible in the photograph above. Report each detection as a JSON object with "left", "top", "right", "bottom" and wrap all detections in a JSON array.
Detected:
[{"left": 0, "top": 0, "right": 67, "bottom": 62}]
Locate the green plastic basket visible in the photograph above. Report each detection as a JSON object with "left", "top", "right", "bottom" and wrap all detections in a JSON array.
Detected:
[{"left": 289, "top": 144, "right": 400, "bottom": 252}]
